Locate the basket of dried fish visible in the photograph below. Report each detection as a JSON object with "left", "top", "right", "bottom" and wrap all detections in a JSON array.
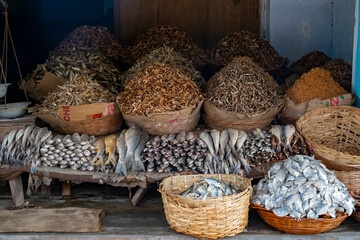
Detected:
[
  {"left": 159, "top": 174, "right": 252, "bottom": 239},
  {"left": 203, "top": 57, "right": 284, "bottom": 132},
  {"left": 122, "top": 25, "right": 207, "bottom": 68},
  {"left": 296, "top": 106, "right": 360, "bottom": 172},
  {"left": 30, "top": 75, "right": 121, "bottom": 136},
  {"left": 209, "top": 31, "right": 287, "bottom": 72},
  {"left": 252, "top": 155, "right": 355, "bottom": 235},
  {"left": 117, "top": 62, "right": 203, "bottom": 136}
]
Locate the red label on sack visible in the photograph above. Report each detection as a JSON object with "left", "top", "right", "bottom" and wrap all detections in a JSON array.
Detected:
[
  {"left": 330, "top": 97, "right": 339, "bottom": 106},
  {"left": 92, "top": 113, "right": 103, "bottom": 119},
  {"left": 107, "top": 103, "right": 115, "bottom": 116},
  {"left": 62, "top": 106, "right": 71, "bottom": 122},
  {"left": 169, "top": 118, "right": 179, "bottom": 123}
]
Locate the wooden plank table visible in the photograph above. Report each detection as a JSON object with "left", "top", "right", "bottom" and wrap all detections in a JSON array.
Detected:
[{"left": 0, "top": 160, "right": 277, "bottom": 207}]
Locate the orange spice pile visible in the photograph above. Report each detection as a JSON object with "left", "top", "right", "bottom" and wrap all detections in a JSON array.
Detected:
[{"left": 284, "top": 68, "right": 347, "bottom": 104}]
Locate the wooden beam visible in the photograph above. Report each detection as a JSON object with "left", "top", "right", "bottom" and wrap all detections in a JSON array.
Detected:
[
  {"left": 9, "top": 175, "right": 24, "bottom": 207},
  {"left": 131, "top": 185, "right": 149, "bottom": 207},
  {"left": 62, "top": 181, "right": 71, "bottom": 196}
]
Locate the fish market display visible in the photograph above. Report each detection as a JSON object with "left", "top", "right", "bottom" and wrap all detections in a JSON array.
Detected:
[
  {"left": 199, "top": 129, "right": 251, "bottom": 175},
  {"left": 122, "top": 25, "right": 207, "bottom": 68},
  {"left": 31, "top": 74, "right": 116, "bottom": 113},
  {"left": 119, "top": 46, "right": 205, "bottom": 90},
  {"left": 291, "top": 51, "right": 331, "bottom": 72},
  {"left": 38, "top": 133, "right": 97, "bottom": 172},
  {"left": 117, "top": 62, "right": 203, "bottom": 116},
  {"left": 141, "top": 131, "right": 207, "bottom": 173},
  {"left": 244, "top": 126, "right": 308, "bottom": 168},
  {"left": 180, "top": 177, "right": 238, "bottom": 199},
  {"left": 284, "top": 68, "right": 348, "bottom": 104},
  {"left": 209, "top": 31, "right": 287, "bottom": 71},
  {"left": 0, "top": 126, "right": 52, "bottom": 168},
  {"left": 49, "top": 25, "right": 122, "bottom": 61},
  {"left": 323, "top": 59, "right": 352, "bottom": 93},
  {"left": 25, "top": 52, "right": 121, "bottom": 88},
  {"left": 205, "top": 57, "right": 283, "bottom": 115},
  {"left": 252, "top": 155, "right": 355, "bottom": 220}
]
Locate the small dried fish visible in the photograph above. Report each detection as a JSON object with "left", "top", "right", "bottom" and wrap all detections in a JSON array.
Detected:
[{"left": 117, "top": 62, "right": 203, "bottom": 116}]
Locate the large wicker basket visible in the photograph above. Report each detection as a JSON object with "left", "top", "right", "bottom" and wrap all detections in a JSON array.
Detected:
[
  {"left": 251, "top": 204, "right": 348, "bottom": 235},
  {"left": 159, "top": 174, "right": 252, "bottom": 239},
  {"left": 296, "top": 106, "right": 360, "bottom": 172}
]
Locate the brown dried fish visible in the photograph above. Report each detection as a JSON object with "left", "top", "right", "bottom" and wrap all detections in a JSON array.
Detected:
[
  {"left": 205, "top": 57, "right": 283, "bottom": 116},
  {"left": 122, "top": 25, "right": 207, "bottom": 68},
  {"left": 30, "top": 74, "right": 116, "bottom": 113},
  {"left": 49, "top": 25, "right": 122, "bottom": 61},
  {"left": 117, "top": 62, "right": 203, "bottom": 116},
  {"left": 291, "top": 51, "right": 331, "bottom": 72},
  {"left": 209, "top": 31, "right": 287, "bottom": 71},
  {"left": 119, "top": 46, "right": 205, "bottom": 90},
  {"left": 323, "top": 59, "right": 352, "bottom": 93}
]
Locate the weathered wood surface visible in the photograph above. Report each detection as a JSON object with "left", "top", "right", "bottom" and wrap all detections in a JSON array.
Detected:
[
  {"left": 9, "top": 175, "right": 24, "bottom": 207},
  {"left": 114, "top": 0, "right": 260, "bottom": 49},
  {"left": 62, "top": 181, "right": 71, "bottom": 196},
  {"left": 131, "top": 186, "right": 149, "bottom": 207}
]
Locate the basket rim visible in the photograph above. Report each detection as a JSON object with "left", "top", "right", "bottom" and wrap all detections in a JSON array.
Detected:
[
  {"left": 159, "top": 174, "right": 252, "bottom": 201},
  {"left": 296, "top": 106, "right": 360, "bottom": 161},
  {"left": 251, "top": 203, "right": 348, "bottom": 221}
]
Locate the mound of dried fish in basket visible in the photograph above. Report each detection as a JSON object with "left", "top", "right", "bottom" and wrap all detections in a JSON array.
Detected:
[
  {"left": 243, "top": 125, "right": 308, "bottom": 169},
  {"left": 209, "top": 31, "right": 287, "bottom": 71},
  {"left": 38, "top": 133, "right": 97, "bottom": 172},
  {"left": 290, "top": 51, "right": 331, "bottom": 73},
  {"left": 323, "top": 59, "right": 353, "bottom": 93},
  {"left": 24, "top": 52, "right": 121, "bottom": 93},
  {"left": 30, "top": 74, "right": 116, "bottom": 114},
  {"left": 119, "top": 46, "right": 205, "bottom": 90},
  {"left": 122, "top": 25, "right": 207, "bottom": 68},
  {"left": 252, "top": 155, "right": 355, "bottom": 220},
  {"left": 141, "top": 131, "right": 207, "bottom": 173},
  {"left": 0, "top": 126, "right": 52, "bottom": 168},
  {"left": 180, "top": 177, "right": 238, "bottom": 199},
  {"left": 205, "top": 57, "right": 283, "bottom": 116},
  {"left": 49, "top": 25, "right": 122, "bottom": 61},
  {"left": 117, "top": 62, "right": 203, "bottom": 116}
]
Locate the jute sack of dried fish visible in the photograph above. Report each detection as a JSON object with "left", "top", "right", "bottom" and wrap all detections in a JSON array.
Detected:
[
  {"left": 117, "top": 62, "right": 203, "bottom": 135},
  {"left": 119, "top": 46, "right": 205, "bottom": 90},
  {"left": 281, "top": 68, "right": 352, "bottom": 124},
  {"left": 209, "top": 31, "right": 287, "bottom": 72},
  {"left": 121, "top": 25, "right": 207, "bottom": 68},
  {"left": 203, "top": 57, "right": 284, "bottom": 132},
  {"left": 29, "top": 75, "right": 122, "bottom": 136},
  {"left": 49, "top": 25, "right": 122, "bottom": 62}
]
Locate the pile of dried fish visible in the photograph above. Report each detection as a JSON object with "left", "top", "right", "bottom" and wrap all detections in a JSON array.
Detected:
[
  {"left": 209, "top": 31, "right": 287, "bottom": 71},
  {"left": 252, "top": 155, "right": 355, "bottom": 220},
  {"left": 119, "top": 46, "right": 205, "bottom": 90},
  {"left": 244, "top": 125, "right": 308, "bottom": 168},
  {"left": 91, "top": 126, "right": 149, "bottom": 176},
  {"left": 205, "top": 57, "right": 283, "bottom": 115},
  {"left": 49, "top": 25, "right": 122, "bottom": 61},
  {"left": 117, "top": 62, "right": 203, "bottom": 116},
  {"left": 30, "top": 74, "right": 116, "bottom": 113},
  {"left": 291, "top": 51, "right": 331, "bottom": 72},
  {"left": 38, "top": 133, "right": 97, "bottom": 172},
  {"left": 323, "top": 59, "right": 352, "bottom": 93},
  {"left": 24, "top": 52, "right": 121, "bottom": 87},
  {"left": 180, "top": 177, "right": 238, "bottom": 199},
  {"left": 123, "top": 25, "right": 207, "bottom": 68},
  {"left": 199, "top": 129, "right": 251, "bottom": 175},
  {"left": 141, "top": 131, "right": 207, "bottom": 173},
  {"left": 0, "top": 126, "right": 52, "bottom": 168}
]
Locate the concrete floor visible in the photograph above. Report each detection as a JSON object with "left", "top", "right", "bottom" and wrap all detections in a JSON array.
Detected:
[{"left": 0, "top": 181, "right": 359, "bottom": 240}]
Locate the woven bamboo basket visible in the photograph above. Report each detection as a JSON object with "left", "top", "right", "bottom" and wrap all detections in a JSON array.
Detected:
[
  {"left": 159, "top": 174, "right": 252, "bottom": 239},
  {"left": 333, "top": 170, "right": 360, "bottom": 192},
  {"left": 296, "top": 106, "right": 360, "bottom": 172},
  {"left": 251, "top": 203, "right": 348, "bottom": 235}
]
